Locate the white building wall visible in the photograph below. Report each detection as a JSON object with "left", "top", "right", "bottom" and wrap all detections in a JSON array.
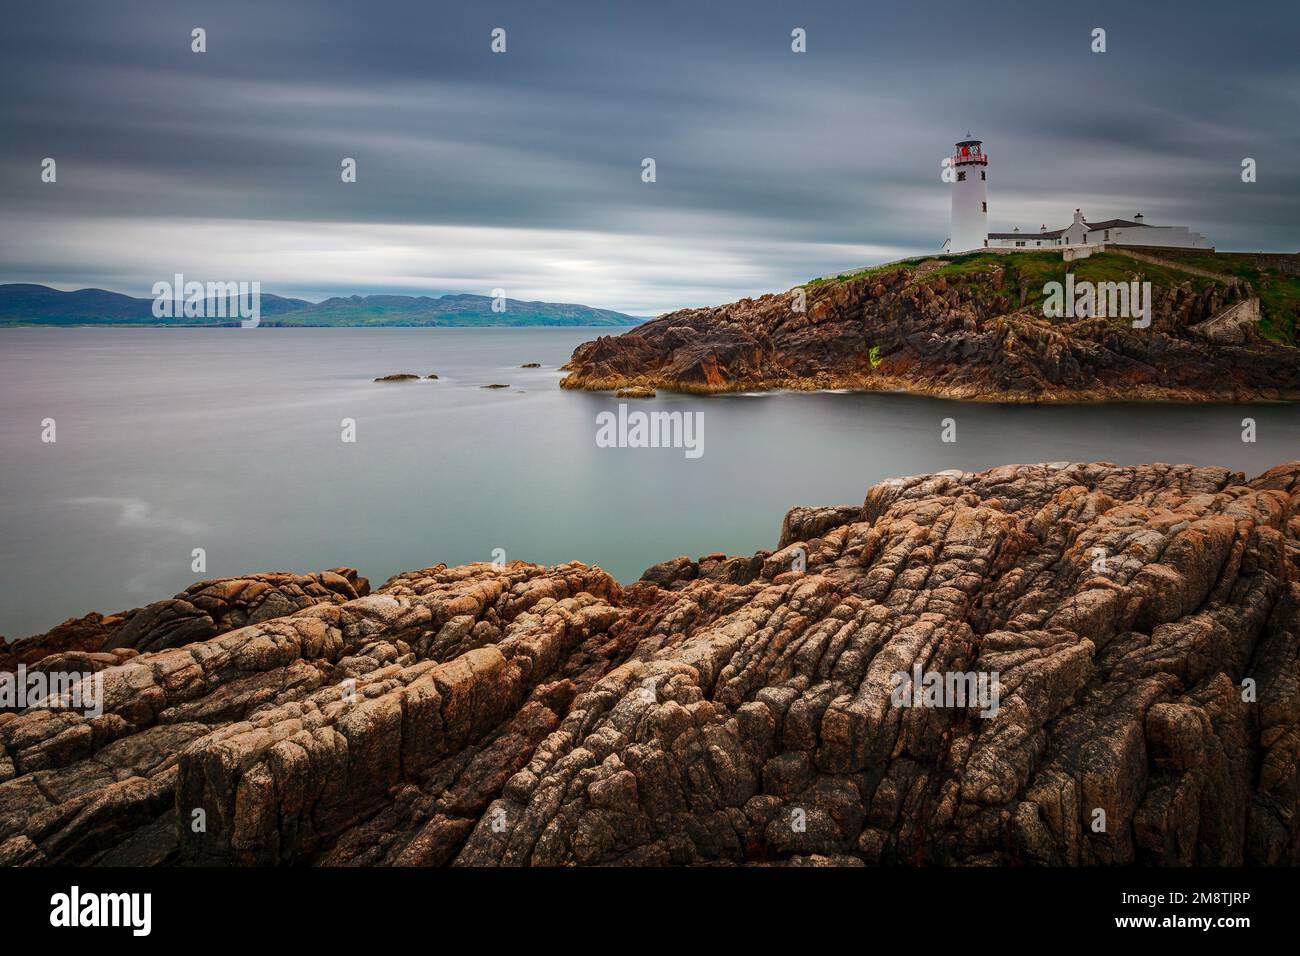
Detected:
[
  {"left": 950, "top": 157, "right": 988, "bottom": 253},
  {"left": 1088, "top": 225, "right": 1207, "bottom": 248},
  {"left": 989, "top": 220, "right": 1209, "bottom": 250},
  {"left": 1060, "top": 210, "right": 1089, "bottom": 245},
  {"left": 987, "top": 235, "right": 1055, "bottom": 248}
]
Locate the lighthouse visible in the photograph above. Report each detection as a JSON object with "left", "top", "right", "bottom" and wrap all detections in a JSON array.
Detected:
[{"left": 949, "top": 137, "right": 988, "bottom": 253}]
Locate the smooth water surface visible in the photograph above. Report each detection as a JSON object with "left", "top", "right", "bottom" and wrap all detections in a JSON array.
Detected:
[{"left": 1, "top": 327, "right": 1296, "bottom": 638}]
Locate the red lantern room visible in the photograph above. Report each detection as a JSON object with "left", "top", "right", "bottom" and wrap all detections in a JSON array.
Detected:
[{"left": 953, "top": 139, "right": 988, "bottom": 167}]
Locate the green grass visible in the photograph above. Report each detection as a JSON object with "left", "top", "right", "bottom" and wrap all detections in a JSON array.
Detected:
[
  {"left": 1257, "top": 272, "right": 1300, "bottom": 346},
  {"left": 1132, "top": 253, "right": 1300, "bottom": 347},
  {"left": 805, "top": 250, "right": 1299, "bottom": 347},
  {"left": 1136, "top": 252, "right": 1256, "bottom": 280},
  {"left": 804, "top": 256, "right": 933, "bottom": 287}
]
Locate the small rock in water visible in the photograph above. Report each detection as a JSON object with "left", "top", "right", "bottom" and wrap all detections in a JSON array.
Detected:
[
  {"left": 617, "top": 385, "right": 656, "bottom": 398},
  {"left": 425, "top": 373, "right": 439, "bottom": 380},
  {"left": 374, "top": 373, "right": 420, "bottom": 382},
  {"left": 481, "top": 383, "right": 510, "bottom": 389},
  {"left": 520, "top": 362, "right": 541, "bottom": 368}
]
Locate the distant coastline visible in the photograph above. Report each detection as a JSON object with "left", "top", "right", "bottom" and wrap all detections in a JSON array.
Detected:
[{"left": 0, "top": 283, "right": 643, "bottom": 328}]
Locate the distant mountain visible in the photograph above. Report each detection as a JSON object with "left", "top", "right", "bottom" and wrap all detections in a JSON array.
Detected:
[
  {"left": 266, "top": 292, "right": 636, "bottom": 327},
  {"left": 0, "top": 284, "right": 312, "bottom": 326},
  {"left": 0, "top": 284, "right": 640, "bottom": 327}
]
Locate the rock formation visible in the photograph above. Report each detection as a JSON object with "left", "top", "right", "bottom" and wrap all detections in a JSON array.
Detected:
[
  {"left": 1, "top": 462, "right": 1297, "bottom": 866},
  {"left": 560, "top": 253, "right": 1300, "bottom": 402},
  {"left": 0, "top": 570, "right": 367, "bottom": 674},
  {"left": 616, "top": 385, "right": 656, "bottom": 398}
]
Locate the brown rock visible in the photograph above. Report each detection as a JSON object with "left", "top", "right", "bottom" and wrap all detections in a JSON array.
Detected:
[
  {"left": 1, "top": 462, "right": 1297, "bottom": 867},
  {"left": 559, "top": 255, "right": 1300, "bottom": 403}
]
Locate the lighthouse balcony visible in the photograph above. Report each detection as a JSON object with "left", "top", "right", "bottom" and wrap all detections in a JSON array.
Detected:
[{"left": 952, "top": 153, "right": 988, "bottom": 166}]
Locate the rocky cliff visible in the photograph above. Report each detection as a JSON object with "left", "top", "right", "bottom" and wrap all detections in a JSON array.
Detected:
[
  {"left": 2, "top": 461, "right": 1298, "bottom": 866},
  {"left": 560, "top": 252, "right": 1300, "bottom": 402}
]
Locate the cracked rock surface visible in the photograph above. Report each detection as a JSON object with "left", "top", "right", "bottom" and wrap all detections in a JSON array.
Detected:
[
  {"left": 559, "top": 258, "right": 1300, "bottom": 402},
  {"left": 1, "top": 461, "right": 1297, "bottom": 866}
]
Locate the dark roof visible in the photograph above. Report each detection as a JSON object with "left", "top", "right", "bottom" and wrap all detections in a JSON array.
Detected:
[
  {"left": 989, "top": 230, "right": 1063, "bottom": 240},
  {"left": 989, "top": 215, "right": 1158, "bottom": 242},
  {"left": 1083, "top": 218, "right": 1147, "bottom": 231}
]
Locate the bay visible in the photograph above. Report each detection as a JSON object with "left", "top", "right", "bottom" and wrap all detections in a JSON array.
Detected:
[{"left": 1, "top": 326, "right": 1295, "bottom": 639}]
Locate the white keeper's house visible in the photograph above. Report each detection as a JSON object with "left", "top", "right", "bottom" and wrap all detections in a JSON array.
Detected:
[
  {"left": 987, "top": 209, "right": 1210, "bottom": 250},
  {"left": 945, "top": 135, "right": 1211, "bottom": 252}
]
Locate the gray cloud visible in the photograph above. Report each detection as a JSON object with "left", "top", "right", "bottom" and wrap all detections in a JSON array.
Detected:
[{"left": 1, "top": 0, "right": 1296, "bottom": 312}]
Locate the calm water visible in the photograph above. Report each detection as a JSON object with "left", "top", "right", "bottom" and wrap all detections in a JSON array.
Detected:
[{"left": 0, "top": 327, "right": 1296, "bottom": 639}]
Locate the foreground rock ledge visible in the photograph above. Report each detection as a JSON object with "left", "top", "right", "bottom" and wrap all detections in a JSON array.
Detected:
[{"left": 2, "top": 460, "right": 1298, "bottom": 866}]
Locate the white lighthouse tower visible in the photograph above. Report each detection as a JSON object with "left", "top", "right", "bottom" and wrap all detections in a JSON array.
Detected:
[{"left": 948, "top": 136, "right": 988, "bottom": 253}]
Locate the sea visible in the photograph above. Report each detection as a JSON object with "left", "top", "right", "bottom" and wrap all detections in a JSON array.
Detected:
[{"left": 0, "top": 326, "right": 1295, "bottom": 638}]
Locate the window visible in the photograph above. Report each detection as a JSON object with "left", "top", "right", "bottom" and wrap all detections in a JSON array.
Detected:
[
  {"left": 1104, "top": 230, "right": 1110, "bottom": 240},
  {"left": 983, "top": 239, "right": 988, "bottom": 247},
  {"left": 981, "top": 202, "right": 986, "bottom": 212},
  {"left": 980, "top": 171, "right": 985, "bottom": 180},
  {"left": 957, "top": 171, "right": 966, "bottom": 181},
  {"left": 1015, "top": 241, "right": 1025, "bottom": 247}
]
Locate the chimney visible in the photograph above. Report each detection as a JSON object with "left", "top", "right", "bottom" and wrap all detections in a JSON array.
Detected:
[
  {"left": 1040, "top": 224, "right": 1047, "bottom": 233},
  {"left": 1134, "top": 213, "right": 1144, "bottom": 223},
  {"left": 1013, "top": 226, "right": 1019, "bottom": 233}
]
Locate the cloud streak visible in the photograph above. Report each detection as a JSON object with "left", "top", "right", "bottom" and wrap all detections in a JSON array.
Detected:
[
  {"left": 1, "top": 0, "right": 1296, "bottom": 312},
  {"left": 1, "top": 215, "right": 907, "bottom": 314}
]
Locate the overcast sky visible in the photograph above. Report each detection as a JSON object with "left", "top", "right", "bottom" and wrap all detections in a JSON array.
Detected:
[{"left": 1, "top": 0, "right": 1296, "bottom": 314}]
